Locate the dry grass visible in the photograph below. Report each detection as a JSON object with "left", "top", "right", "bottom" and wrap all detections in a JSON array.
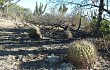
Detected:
[{"left": 0, "top": 19, "right": 25, "bottom": 28}]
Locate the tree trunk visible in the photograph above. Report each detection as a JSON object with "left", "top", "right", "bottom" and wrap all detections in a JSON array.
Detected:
[
  {"left": 76, "top": 14, "right": 82, "bottom": 32},
  {"left": 95, "top": 0, "right": 104, "bottom": 34}
]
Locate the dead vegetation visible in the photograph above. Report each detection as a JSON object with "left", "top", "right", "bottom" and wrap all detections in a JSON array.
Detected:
[{"left": 0, "top": 18, "right": 110, "bottom": 69}]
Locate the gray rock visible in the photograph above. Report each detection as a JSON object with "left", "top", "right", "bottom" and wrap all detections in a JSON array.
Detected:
[
  {"left": 45, "top": 54, "right": 59, "bottom": 63},
  {"left": 59, "top": 62, "right": 76, "bottom": 70}
]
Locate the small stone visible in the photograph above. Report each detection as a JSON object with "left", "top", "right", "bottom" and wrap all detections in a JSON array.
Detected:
[
  {"left": 45, "top": 54, "right": 59, "bottom": 63},
  {"left": 59, "top": 62, "right": 76, "bottom": 70}
]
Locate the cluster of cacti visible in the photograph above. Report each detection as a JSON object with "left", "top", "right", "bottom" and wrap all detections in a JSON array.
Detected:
[
  {"left": 34, "top": 1, "right": 47, "bottom": 16},
  {"left": 58, "top": 4, "right": 68, "bottom": 14},
  {"left": 28, "top": 26, "right": 42, "bottom": 40},
  {"left": 67, "top": 40, "right": 98, "bottom": 69},
  {"left": 58, "top": 4, "right": 68, "bottom": 19}
]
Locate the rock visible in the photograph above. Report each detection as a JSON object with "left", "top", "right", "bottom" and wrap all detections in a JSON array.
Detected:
[
  {"left": 58, "top": 62, "right": 76, "bottom": 70},
  {"left": 45, "top": 54, "right": 60, "bottom": 63}
]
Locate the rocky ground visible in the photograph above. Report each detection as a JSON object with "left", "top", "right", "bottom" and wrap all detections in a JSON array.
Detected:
[{"left": 0, "top": 19, "right": 110, "bottom": 70}]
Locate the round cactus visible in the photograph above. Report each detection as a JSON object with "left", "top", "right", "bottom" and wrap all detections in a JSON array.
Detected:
[
  {"left": 67, "top": 40, "right": 98, "bottom": 69},
  {"left": 63, "top": 30, "right": 73, "bottom": 39},
  {"left": 28, "top": 26, "right": 42, "bottom": 40}
]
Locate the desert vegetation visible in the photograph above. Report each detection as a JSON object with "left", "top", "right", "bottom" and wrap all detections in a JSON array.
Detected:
[{"left": 0, "top": 0, "right": 110, "bottom": 70}]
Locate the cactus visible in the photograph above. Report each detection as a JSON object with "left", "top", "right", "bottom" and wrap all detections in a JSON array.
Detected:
[
  {"left": 67, "top": 40, "right": 98, "bottom": 69},
  {"left": 28, "top": 26, "right": 42, "bottom": 40},
  {"left": 59, "top": 4, "right": 68, "bottom": 14},
  {"left": 34, "top": 1, "right": 47, "bottom": 16},
  {"left": 63, "top": 30, "right": 73, "bottom": 39},
  {"left": 58, "top": 4, "right": 68, "bottom": 18}
]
